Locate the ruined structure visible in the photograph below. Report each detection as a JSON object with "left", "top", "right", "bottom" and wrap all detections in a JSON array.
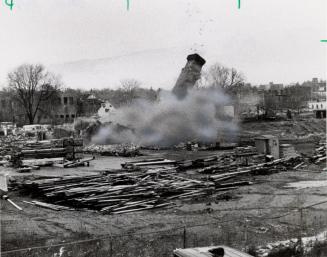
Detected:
[{"left": 172, "top": 53, "right": 206, "bottom": 99}]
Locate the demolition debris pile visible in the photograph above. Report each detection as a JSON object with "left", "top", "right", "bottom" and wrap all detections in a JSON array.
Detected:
[
  {"left": 12, "top": 151, "right": 304, "bottom": 214},
  {"left": 15, "top": 171, "right": 213, "bottom": 214},
  {"left": 83, "top": 143, "right": 141, "bottom": 157}
]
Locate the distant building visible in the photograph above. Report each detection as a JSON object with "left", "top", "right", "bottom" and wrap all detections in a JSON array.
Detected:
[
  {"left": 51, "top": 91, "right": 79, "bottom": 124},
  {"left": 305, "top": 78, "right": 326, "bottom": 118},
  {"left": 0, "top": 90, "right": 105, "bottom": 125},
  {"left": 234, "top": 85, "right": 263, "bottom": 119},
  {"left": 308, "top": 101, "right": 326, "bottom": 118},
  {"left": 0, "top": 91, "right": 15, "bottom": 123},
  {"left": 303, "top": 78, "right": 326, "bottom": 102},
  {"left": 268, "top": 82, "right": 284, "bottom": 92},
  {"left": 79, "top": 94, "right": 103, "bottom": 117}
]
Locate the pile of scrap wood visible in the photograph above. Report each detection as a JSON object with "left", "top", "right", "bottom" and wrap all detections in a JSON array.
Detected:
[
  {"left": 209, "top": 156, "right": 303, "bottom": 183},
  {"left": 54, "top": 156, "right": 95, "bottom": 168},
  {"left": 83, "top": 143, "right": 141, "bottom": 157},
  {"left": 177, "top": 147, "right": 303, "bottom": 174},
  {"left": 0, "top": 135, "right": 28, "bottom": 166},
  {"left": 0, "top": 135, "right": 26, "bottom": 156},
  {"left": 15, "top": 156, "right": 95, "bottom": 172},
  {"left": 234, "top": 146, "right": 258, "bottom": 156},
  {"left": 121, "top": 158, "right": 177, "bottom": 169},
  {"left": 10, "top": 138, "right": 84, "bottom": 169},
  {"left": 13, "top": 171, "right": 217, "bottom": 214},
  {"left": 177, "top": 154, "right": 234, "bottom": 171},
  {"left": 12, "top": 154, "right": 304, "bottom": 213},
  {"left": 311, "top": 142, "right": 326, "bottom": 164},
  {"left": 18, "top": 138, "right": 83, "bottom": 159}
]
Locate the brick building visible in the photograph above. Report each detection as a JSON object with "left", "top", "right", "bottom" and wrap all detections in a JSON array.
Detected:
[{"left": 0, "top": 90, "right": 104, "bottom": 125}]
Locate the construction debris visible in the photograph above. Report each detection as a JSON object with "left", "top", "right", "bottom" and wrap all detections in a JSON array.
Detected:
[
  {"left": 121, "top": 158, "right": 177, "bottom": 169},
  {"left": 11, "top": 151, "right": 304, "bottom": 214},
  {"left": 311, "top": 141, "right": 326, "bottom": 164},
  {"left": 22, "top": 200, "right": 73, "bottom": 211},
  {"left": 54, "top": 156, "right": 95, "bottom": 168},
  {"left": 14, "top": 171, "right": 216, "bottom": 214},
  {"left": 83, "top": 143, "right": 141, "bottom": 157}
]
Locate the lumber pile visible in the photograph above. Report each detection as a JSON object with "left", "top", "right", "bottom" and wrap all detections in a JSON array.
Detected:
[
  {"left": 54, "top": 156, "right": 95, "bottom": 168},
  {"left": 234, "top": 146, "right": 258, "bottom": 156},
  {"left": 12, "top": 153, "right": 304, "bottom": 214},
  {"left": 121, "top": 158, "right": 177, "bottom": 169},
  {"left": 23, "top": 200, "right": 73, "bottom": 211},
  {"left": 311, "top": 142, "right": 326, "bottom": 164},
  {"left": 22, "top": 158, "right": 64, "bottom": 167},
  {"left": 209, "top": 156, "right": 302, "bottom": 183},
  {"left": 14, "top": 171, "right": 216, "bottom": 214},
  {"left": 83, "top": 143, "right": 141, "bottom": 157},
  {"left": 10, "top": 171, "right": 263, "bottom": 213},
  {"left": 177, "top": 154, "right": 234, "bottom": 171}
]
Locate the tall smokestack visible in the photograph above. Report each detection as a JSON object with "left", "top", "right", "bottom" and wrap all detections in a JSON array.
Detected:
[{"left": 172, "top": 53, "right": 206, "bottom": 99}]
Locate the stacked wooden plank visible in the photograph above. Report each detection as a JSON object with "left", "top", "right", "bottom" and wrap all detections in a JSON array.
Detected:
[
  {"left": 54, "top": 157, "right": 95, "bottom": 168},
  {"left": 234, "top": 146, "right": 258, "bottom": 156},
  {"left": 311, "top": 142, "right": 326, "bottom": 164},
  {"left": 209, "top": 156, "right": 302, "bottom": 183},
  {"left": 15, "top": 171, "right": 216, "bottom": 214},
  {"left": 121, "top": 158, "right": 177, "bottom": 169},
  {"left": 177, "top": 154, "right": 234, "bottom": 171}
]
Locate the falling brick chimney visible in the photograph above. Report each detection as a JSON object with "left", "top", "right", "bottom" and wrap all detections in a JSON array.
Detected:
[{"left": 172, "top": 53, "right": 206, "bottom": 99}]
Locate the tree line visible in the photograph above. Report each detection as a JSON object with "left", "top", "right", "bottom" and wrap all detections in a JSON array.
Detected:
[{"left": 0, "top": 63, "right": 319, "bottom": 124}]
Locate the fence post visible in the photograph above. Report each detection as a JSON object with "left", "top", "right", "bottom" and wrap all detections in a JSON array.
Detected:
[
  {"left": 298, "top": 208, "right": 303, "bottom": 250},
  {"left": 110, "top": 237, "right": 113, "bottom": 257},
  {"left": 183, "top": 227, "right": 187, "bottom": 248}
]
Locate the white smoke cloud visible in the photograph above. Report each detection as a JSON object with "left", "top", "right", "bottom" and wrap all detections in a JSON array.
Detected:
[{"left": 92, "top": 88, "right": 238, "bottom": 147}]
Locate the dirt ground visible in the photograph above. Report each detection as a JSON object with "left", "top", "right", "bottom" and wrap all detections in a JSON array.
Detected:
[{"left": 1, "top": 119, "right": 326, "bottom": 257}]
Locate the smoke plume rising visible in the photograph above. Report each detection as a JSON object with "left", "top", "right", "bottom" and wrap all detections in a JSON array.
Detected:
[{"left": 92, "top": 88, "right": 237, "bottom": 147}]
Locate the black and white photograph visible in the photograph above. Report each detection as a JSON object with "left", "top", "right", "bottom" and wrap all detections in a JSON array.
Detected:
[{"left": 0, "top": 1, "right": 326, "bottom": 256}]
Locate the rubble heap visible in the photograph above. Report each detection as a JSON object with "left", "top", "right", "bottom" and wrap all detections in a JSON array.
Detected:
[{"left": 83, "top": 143, "right": 141, "bottom": 157}]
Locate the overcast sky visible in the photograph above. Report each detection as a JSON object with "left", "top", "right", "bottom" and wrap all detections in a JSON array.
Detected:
[{"left": 0, "top": 0, "right": 326, "bottom": 89}]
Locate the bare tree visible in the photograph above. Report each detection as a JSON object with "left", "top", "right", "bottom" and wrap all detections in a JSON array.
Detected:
[
  {"left": 7, "top": 64, "right": 61, "bottom": 124},
  {"left": 119, "top": 79, "right": 141, "bottom": 105},
  {"left": 197, "top": 63, "right": 245, "bottom": 91}
]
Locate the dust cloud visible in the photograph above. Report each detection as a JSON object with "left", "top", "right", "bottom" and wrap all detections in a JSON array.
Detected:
[{"left": 92, "top": 88, "right": 237, "bottom": 147}]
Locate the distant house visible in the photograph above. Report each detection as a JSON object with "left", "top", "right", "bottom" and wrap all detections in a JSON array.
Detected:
[
  {"left": 233, "top": 85, "right": 263, "bottom": 119},
  {"left": 79, "top": 94, "right": 104, "bottom": 118},
  {"left": 308, "top": 101, "right": 326, "bottom": 118},
  {"left": 46, "top": 91, "right": 78, "bottom": 124},
  {"left": 306, "top": 78, "right": 326, "bottom": 118}
]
